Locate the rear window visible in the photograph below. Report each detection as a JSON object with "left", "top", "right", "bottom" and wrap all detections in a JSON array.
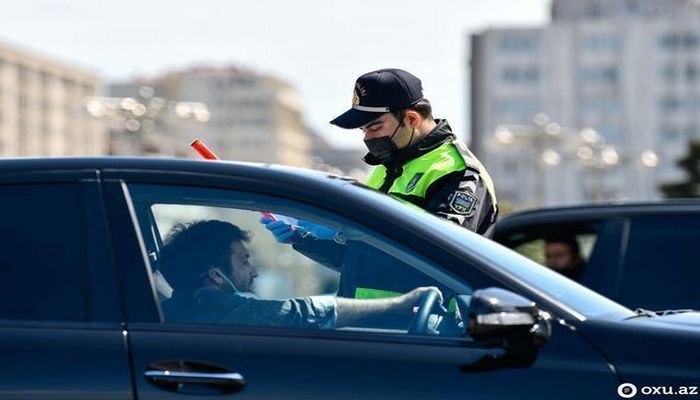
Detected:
[
  {"left": 0, "top": 184, "right": 89, "bottom": 322},
  {"left": 619, "top": 215, "right": 700, "bottom": 310}
]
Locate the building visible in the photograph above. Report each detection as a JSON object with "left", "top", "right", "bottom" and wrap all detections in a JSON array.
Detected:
[
  {"left": 103, "top": 80, "right": 208, "bottom": 158},
  {"left": 470, "top": 0, "right": 700, "bottom": 208},
  {"left": 0, "top": 42, "right": 105, "bottom": 157},
  {"left": 110, "top": 66, "right": 313, "bottom": 167},
  {"left": 308, "top": 127, "right": 367, "bottom": 179}
]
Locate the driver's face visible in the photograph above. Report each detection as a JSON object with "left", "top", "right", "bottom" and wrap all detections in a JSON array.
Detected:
[{"left": 230, "top": 240, "right": 257, "bottom": 292}]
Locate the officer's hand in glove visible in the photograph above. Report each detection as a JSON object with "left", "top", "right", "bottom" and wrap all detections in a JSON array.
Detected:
[
  {"left": 260, "top": 216, "right": 304, "bottom": 244},
  {"left": 297, "top": 220, "right": 340, "bottom": 241},
  {"left": 260, "top": 216, "right": 340, "bottom": 243}
]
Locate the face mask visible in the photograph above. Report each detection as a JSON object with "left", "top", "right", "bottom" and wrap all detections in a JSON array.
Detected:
[
  {"left": 364, "top": 136, "right": 397, "bottom": 162},
  {"left": 364, "top": 113, "right": 403, "bottom": 162},
  {"left": 213, "top": 268, "right": 238, "bottom": 292}
]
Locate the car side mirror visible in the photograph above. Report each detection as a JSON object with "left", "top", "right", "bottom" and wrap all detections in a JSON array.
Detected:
[{"left": 456, "top": 287, "right": 551, "bottom": 371}]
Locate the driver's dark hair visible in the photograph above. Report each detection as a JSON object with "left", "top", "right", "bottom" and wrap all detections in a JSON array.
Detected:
[
  {"left": 391, "top": 98, "right": 433, "bottom": 122},
  {"left": 159, "top": 220, "right": 251, "bottom": 292},
  {"left": 545, "top": 235, "right": 580, "bottom": 256}
]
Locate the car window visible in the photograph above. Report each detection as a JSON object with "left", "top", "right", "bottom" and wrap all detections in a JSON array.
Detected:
[
  {"left": 0, "top": 183, "right": 89, "bottom": 322},
  {"left": 620, "top": 215, "right": 700, "bottom": 310},
  {"left": 513, "top": 233, "right": 596, "bottom": 265},
  {"left": 127, "top": 184, "right": 473, "bottom": 338},
  {"left": 500, "top": 222, "right": 599, "bottom": 282}
]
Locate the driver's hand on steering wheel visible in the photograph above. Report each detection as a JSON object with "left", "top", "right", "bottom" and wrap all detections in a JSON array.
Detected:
[{"left": 394, "top": 287, "right": 444, "bottom": 315}]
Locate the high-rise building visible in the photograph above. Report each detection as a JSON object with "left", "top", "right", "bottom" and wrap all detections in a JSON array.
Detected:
[
  {"left": 110, "top": 66, "right": 312, "bottom": 167},
  {"left": 470, "top": 0, "right": 700, "bottom": 207},
  {"left": 0, "top": 42, "right": 105, "bottom": 157}
]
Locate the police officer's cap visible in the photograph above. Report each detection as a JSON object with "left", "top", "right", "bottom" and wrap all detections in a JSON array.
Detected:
[{"left": 330, "top": 68, "right": 424, "bottom": 129}]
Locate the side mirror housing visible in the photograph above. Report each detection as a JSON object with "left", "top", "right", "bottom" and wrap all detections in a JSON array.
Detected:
[{"left": 456, "top": 287, "right": 551, "bottom": 371}]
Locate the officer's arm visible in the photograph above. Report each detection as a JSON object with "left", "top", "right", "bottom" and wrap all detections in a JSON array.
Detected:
[
  {"left": 422, "top": 168, "right": 498, "bottom": 236},
  {"left": 292, "top": 236, "right": 347, "bottom": 272}
]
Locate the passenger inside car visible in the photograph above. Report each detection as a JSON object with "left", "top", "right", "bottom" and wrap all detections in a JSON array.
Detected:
[
  {"left": 544, "top": 235, "right": 586, "bottom": 280},
  {"left": 157, "top": 219, "right": 443, "bottom": 331}
]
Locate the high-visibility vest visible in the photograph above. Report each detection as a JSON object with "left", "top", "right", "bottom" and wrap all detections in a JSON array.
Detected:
[
  {"left": 351, "top": 139, "right": 494, "bottom": 305},
  {"left": 365, "top": 139, "right": 496, "bottom": 209}
]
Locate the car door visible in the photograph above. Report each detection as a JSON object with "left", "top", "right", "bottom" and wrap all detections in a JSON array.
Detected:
[
  {"left": 616, "top": 213, "right": 700, "bottom": 310},
  {"left": 0, "top": 171, "right": 132, "bottom": 399},
  {"left": 101, "top": 171, "right": 619, "bottom": 399}
]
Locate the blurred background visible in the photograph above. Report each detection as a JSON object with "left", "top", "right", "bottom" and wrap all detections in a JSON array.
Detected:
[{"left": 1, "top": 0, "right": 699, "bottom": 212}]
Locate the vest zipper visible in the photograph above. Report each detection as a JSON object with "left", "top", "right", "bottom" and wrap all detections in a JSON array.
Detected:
[{"left": 379, "top": 165, "right": 402, "bottom": 193}]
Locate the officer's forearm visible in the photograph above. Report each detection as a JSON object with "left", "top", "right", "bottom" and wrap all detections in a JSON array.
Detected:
[{"left": 292, "top": 236, "right": 346, "bottom": 271}]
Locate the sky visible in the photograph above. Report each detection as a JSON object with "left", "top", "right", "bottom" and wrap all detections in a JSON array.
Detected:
[{"left": 0, "top": 0, "right": 549, "bottom": 148}]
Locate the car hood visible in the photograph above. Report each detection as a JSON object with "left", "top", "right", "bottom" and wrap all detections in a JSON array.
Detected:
[
  {"left": 630, "top": 311, "right": 700, "bottom": 329},
  {"left": 578, "top": 316, "right": 700, "bottom": 385}
]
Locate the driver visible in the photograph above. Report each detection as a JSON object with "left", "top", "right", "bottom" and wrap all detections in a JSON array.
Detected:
[{"left": 158, "top": 220, "right": 443, "bottom": 330}]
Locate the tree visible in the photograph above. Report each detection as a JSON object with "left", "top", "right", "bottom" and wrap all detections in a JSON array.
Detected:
[{"left": 660, "top": 140, "right": 700, "bottom": 198}]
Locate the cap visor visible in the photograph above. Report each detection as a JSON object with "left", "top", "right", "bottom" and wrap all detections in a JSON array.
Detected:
[{"left": 330, "top": 108, "right": 383, "bottom": 129}]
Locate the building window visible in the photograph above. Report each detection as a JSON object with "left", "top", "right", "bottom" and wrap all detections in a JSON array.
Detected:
[
  {"left": 580, "top": 98, "right": 622, "bottom": 113},
  {"left": 578, "top": 66, "right": 618, "bottom": 83},
  {"left": 499, "top": 36, "right": 539, "bottom": 51},
  {"left": 494, "top": 98, "right": 540, "bottom": 114},
  {"left": 660, "top": 64, "right": 679, "bottom": 83},
  {"left": 581, "top": 35, "right": 623, "bottom": 51},
  {"left": 659, "top": 96, "right": 681, "bottom": 112},
  {"left": 500, "top": 67, "right": 539, "bottom": 83},
  {"left": 660, "top": 125, "right": 682, "bottom": 142},
  {"left": 659, "top": 33, "right": 699, "bottom": 50},
  {"left": 658, "top": 96, "right": 700, "bottom": 112},
  {"left": 686, "top": 63, "right": 699, "bottom": 82}
]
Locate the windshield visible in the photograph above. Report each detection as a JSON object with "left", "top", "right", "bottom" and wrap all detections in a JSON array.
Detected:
[{"left": 346, "top": 181, "right": 635, "bottom": 320}]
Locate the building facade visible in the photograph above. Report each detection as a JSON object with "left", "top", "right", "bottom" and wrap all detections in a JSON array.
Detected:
[
  {"left": 471, "top": 0, "right": 700, "bottom": 207},
  {"left": 0, "top": 42, "right": 105, "bottom": 157},
  {"left": 110, "top": 67, "right": 312, "bottom": 167}
]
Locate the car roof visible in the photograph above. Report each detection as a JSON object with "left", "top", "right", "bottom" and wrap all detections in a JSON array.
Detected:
[
  {"left": 0, "top": 156, "right": 355, "bottom": 186},
  {"left": 499, "top": 200, "right": 700, "bottom": 224}
]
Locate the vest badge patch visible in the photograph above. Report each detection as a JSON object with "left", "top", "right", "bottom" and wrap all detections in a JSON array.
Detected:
[
  {"left": 406, "top": 173, "right": 424, "bottom": 193},
  {"left": 449, "top": 191, "right": 477, "bottom": 216}
]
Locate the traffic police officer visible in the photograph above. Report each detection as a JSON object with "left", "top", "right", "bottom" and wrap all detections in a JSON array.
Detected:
[
  {"left": 332, "top": 68, "right": 497, "bottom": 235},
  {"left": 262, "top": 68, "right": 497, "bottom": 304}
]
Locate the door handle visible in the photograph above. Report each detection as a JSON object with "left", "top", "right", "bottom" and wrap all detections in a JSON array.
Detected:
[
  {"left": 145, "top": 360, "right": 245, "bottom": 394},
  {"left": 145, "top": 370, "right": 245, "bottom": 385}
]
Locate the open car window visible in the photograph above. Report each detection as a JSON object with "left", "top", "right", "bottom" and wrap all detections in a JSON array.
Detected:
[
  {"left": 126, "top": 183, "right": 474, "bottom": 338},
  {"left": 498, "top": 221, "right": 601, "bottom": 282}
]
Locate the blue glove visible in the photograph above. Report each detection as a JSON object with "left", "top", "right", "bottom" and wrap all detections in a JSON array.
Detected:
[
  {"left": 260, "top": 216, "right": 303, "bottom": 244},
  {"left": 297, "top": 220, "right": 340, "bottom": 240},
  {"left": 260, "top": 217, "right": 340, "bottom": 243}
]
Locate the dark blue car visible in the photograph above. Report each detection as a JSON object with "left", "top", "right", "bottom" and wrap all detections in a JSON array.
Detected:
[{"left": 0, "top": 158, "right": 698, "bottom": 399}]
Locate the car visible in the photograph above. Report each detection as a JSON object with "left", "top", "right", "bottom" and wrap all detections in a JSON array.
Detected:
[
  {"left": 0, "top": 157, "right": 698, "bottom": 399},
  {"left": 493, "top": 202, "right": 700, "bottom": 312}
]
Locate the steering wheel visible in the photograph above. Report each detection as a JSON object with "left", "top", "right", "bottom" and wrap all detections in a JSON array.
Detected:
[{"left": 407, "top": 288, "right": 442, "bottom": 335}]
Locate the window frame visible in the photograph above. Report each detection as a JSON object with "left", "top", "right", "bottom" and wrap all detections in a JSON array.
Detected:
[{"left": 106, "top": 177, "right": 499, "bottom": 347}]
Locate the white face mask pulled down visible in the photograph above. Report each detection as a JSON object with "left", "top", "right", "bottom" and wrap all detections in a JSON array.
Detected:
[{"left": 212, "top": 268, "right": 256, "bottom": 298}]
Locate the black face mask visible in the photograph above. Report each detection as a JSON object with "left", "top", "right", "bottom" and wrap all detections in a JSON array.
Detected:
[{"left": 363, "top": 113, "right": 404, "bottom": 163}]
